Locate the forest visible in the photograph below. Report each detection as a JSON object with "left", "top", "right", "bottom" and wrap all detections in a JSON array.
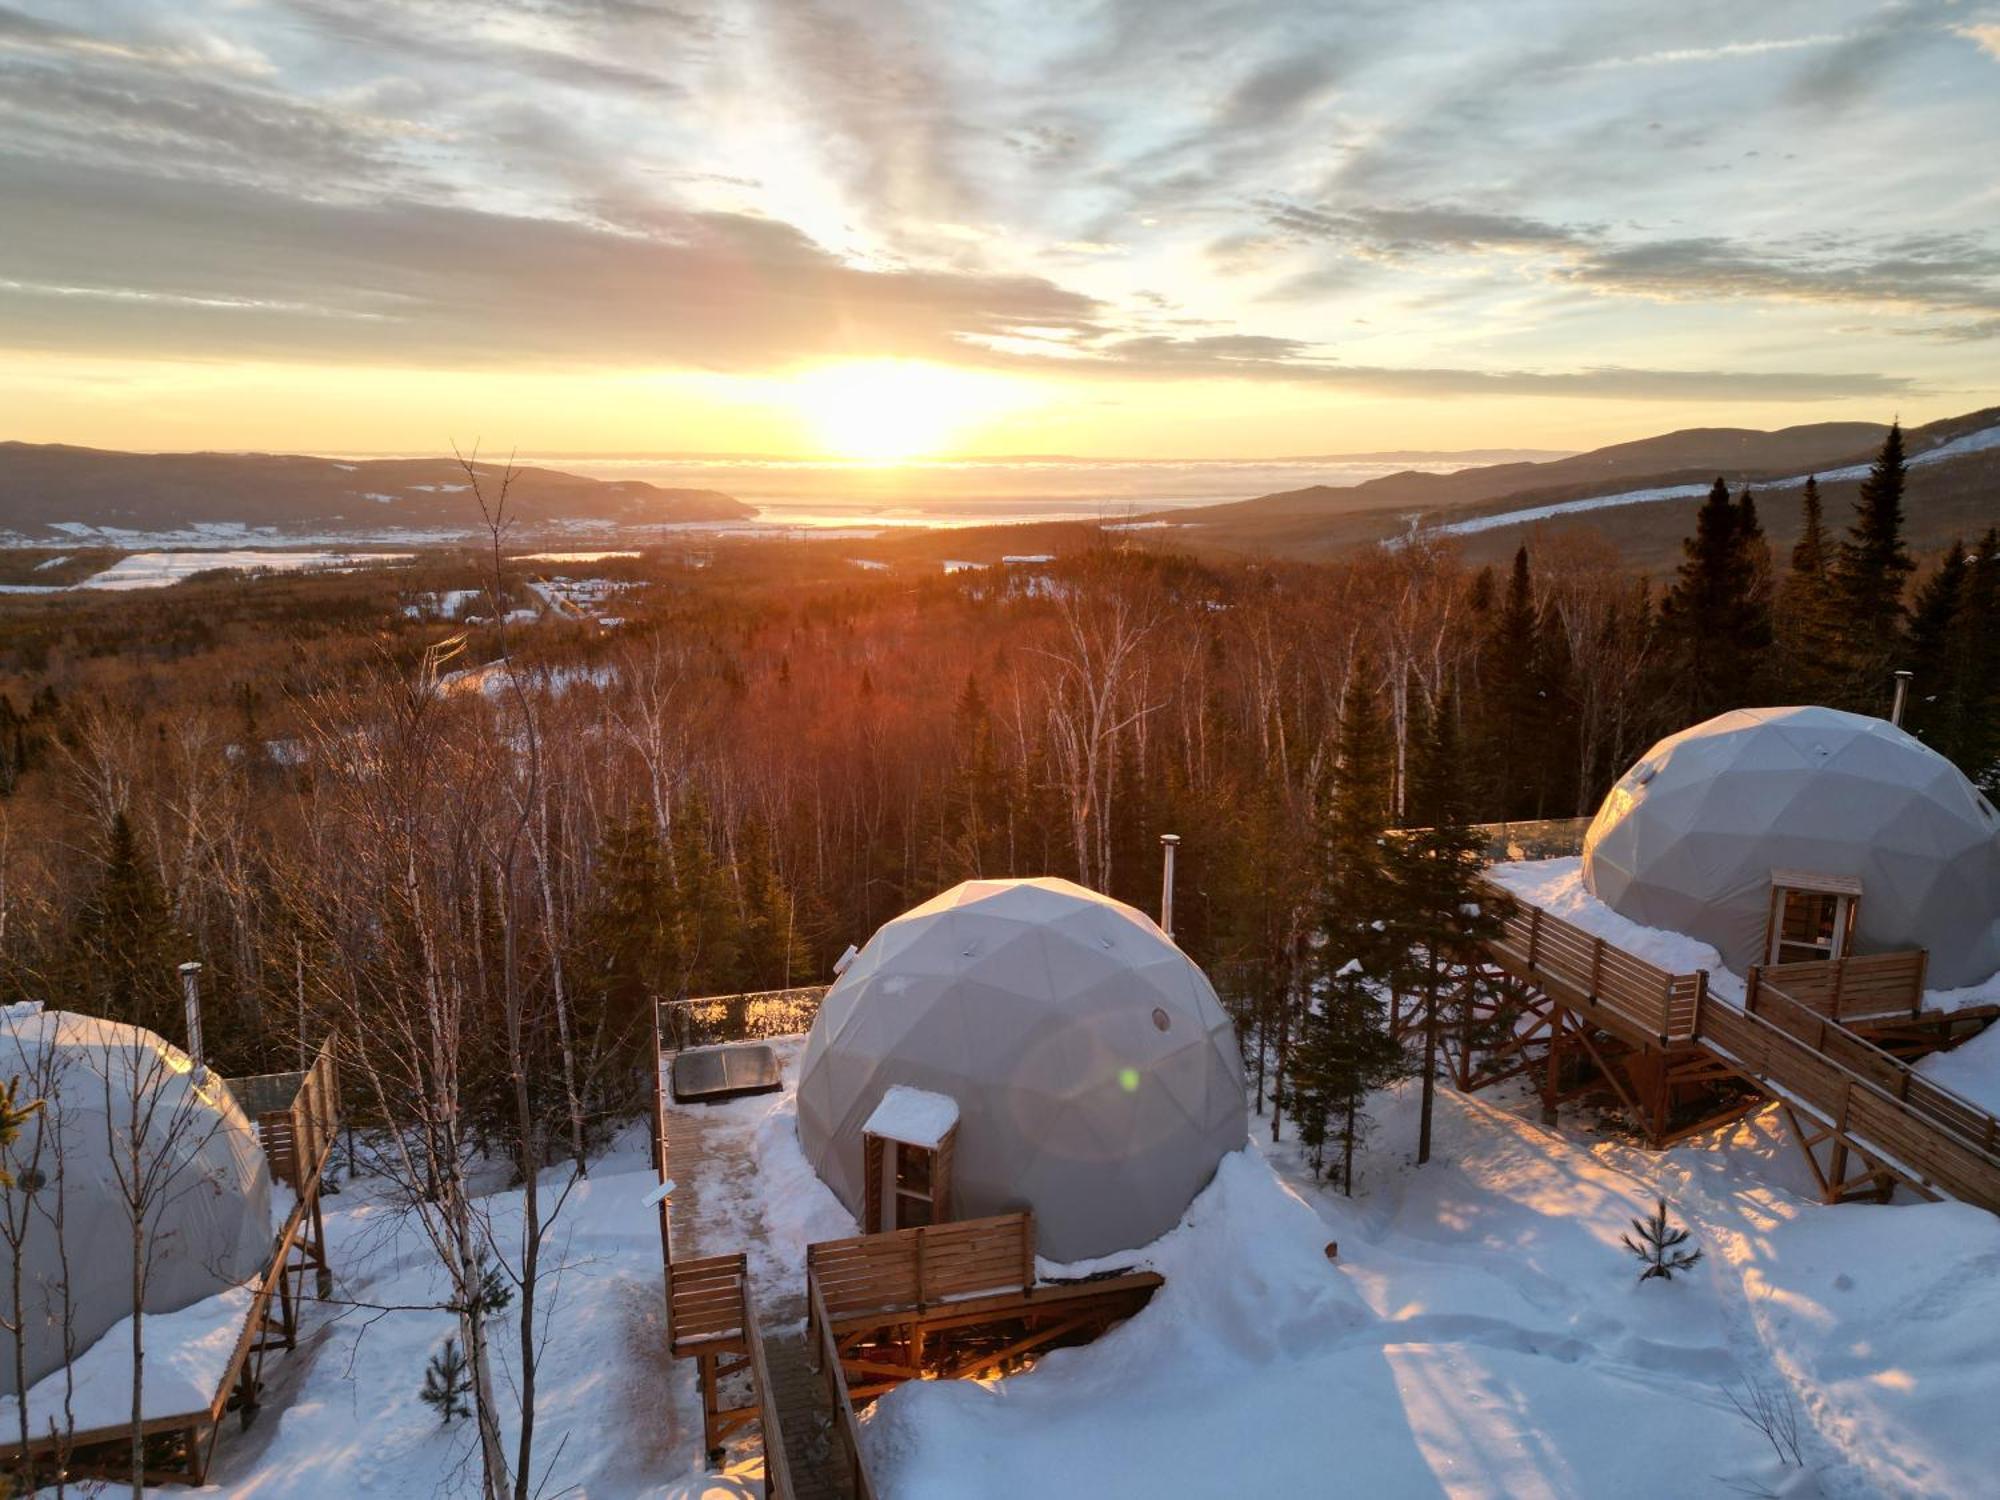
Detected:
[{"left": 0, "top": 423, "right": 1992, "bottom": 1129}]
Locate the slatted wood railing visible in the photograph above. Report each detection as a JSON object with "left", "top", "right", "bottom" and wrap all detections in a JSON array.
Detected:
[
  {"left": 1486, "top": 884, "right": 2000, "bottom": 1215},
  {"left": 1698, "top": 1000, "right": 2000, "bottom": 1210},
  {"left": 1480, "top": 878, "right": 1706, "bottom": 1044},
  {"left": 809, "top": 1277, "right": 878, "bottom": 1500},
  {"left": 1748, "top": 951, "right": 1929, "bottom": 1022},
  {"left": 669, "top": 1251, "right": 754, "bottom": 1355},
  {"left": 236, "top": 1037, "right": 341, "bottom": 1192},
  {"left": 1744, "top": 981, "right": 2000, "bottom": 1163},
  {"left": 809, "top": 1212, "right": 1037, "bottom": 1325}
]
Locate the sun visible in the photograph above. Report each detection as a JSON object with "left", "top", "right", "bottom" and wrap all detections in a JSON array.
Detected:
[{"left": 788, "top": 360, "right": 1021, "bottom": 462}]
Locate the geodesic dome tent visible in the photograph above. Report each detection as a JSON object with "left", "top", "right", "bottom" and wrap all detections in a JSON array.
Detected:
[
  {"left": 1583, "top": 707, "right": 2000, "bottom": 988},
  {"left": 797, "top": 878, "right": 1248, "bottom": 1261},
  {"left": 0, "top": 1006, "right": 273, "bottom": 1399}
]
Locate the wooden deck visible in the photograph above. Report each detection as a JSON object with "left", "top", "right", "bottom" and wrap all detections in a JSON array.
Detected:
[
  {"left": 1475, "top": 880, "right": 2000, "bottom": 1212},
  {"left": 0, "top": 1038, "right": 343, "bottom": 1488},
  {"left": 654, "top": 1029, "right": 849, "bottom": 1500}
]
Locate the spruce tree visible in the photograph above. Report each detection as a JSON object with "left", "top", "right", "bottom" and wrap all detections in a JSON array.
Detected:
[
  {"left": 1775, "top": 476, "right": 1839, "bottom": 702},
  {"left": 1660, "top": 479, "right": 1771, "bottom": 719},
  {"left": 1477, "top": 548, "right": 1544, "bottom": 818},
  {"left": 1622, "top": 1198, "right": 1703, "bottom": 1283},
  {"left": 1904, "top": 541, "right": 1968, "bottom": 750},
  {"left": 1389, "top": 691, "right": 1505, "bottom": 1167},
  {"left": 1832, "top": 421, "right": 1915, "bottom": 710},
  {"left": 71, "top": 811, "right": 177, "bottom": 1034},
  {"left": 1945, "top": 530, "right": 2000, "bottom": 788},
  {"left": 1297, "top": 672, "right": 1404, "bottom": 1191},
  {"left": 419, "top": 1336, "right": 474, "bottom": 1425}
]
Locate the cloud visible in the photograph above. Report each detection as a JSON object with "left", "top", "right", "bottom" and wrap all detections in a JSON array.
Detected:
[
  {"left": 1265, "top": 200, "right": 1586, "bottom": 258},
  {"left": 0, "top": 156, "right": 1104, "bottom": 369},
  {"left": 1044, "top": 335, "right": 1908, "bottom": 402},
  {"left": 1560, "top": 232, "right": 2000, "bottom": 321},
  {"left": 1956, "top": 23, "right": 2000, "bottom": 61}
]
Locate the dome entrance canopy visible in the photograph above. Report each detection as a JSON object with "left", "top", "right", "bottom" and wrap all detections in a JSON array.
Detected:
[
  {"left": 1583, "top": 707, "right": 2000, "bottom": 988},
  {"left": 797, "top": 878, "right": 1248, "bottom": 1261}
]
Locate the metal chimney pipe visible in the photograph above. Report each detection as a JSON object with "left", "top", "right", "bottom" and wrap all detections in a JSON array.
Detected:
[
  {"left": 1159, "top": 833, "right": 1181, "bottom": 941},
  {"left": 178, "top": 961, "right": 204, "bottom": 1068},
  {"left": 1890, "top": 670, "right": 1914, "bottom": 727}
]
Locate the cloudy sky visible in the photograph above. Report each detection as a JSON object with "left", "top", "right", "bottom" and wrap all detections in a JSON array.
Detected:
[{"left": 4, "top": 0, "right": 1998, "bottom": 457}]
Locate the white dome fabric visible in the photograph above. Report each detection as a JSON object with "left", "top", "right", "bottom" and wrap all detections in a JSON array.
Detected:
[
  {"left": 0, "top": 1007, "right": 273, "bottom": 1399},
  {"left": 1583, "top": 707, "right": 2000, "bottom": 988},
  {"left": 797, "top": 878, "right": 1248, "bottom": 1261}
]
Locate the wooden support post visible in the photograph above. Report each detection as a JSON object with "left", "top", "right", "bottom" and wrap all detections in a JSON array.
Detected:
[
  {"left": 1541, "top": 1007, "right": 1562, "bottom": 1127},
  {"left": 1913, "top": 949, "right": 1929, "bottom": 1018},
  {"left": 1589, "top": 938, "right": 1604, "bottom": 998},
  {"left": 1526, "top": 908, "right": 1543, "bottom": 970},
  {"left": 1744, "top": 966, "right": 1761, "bottom": 1015}
]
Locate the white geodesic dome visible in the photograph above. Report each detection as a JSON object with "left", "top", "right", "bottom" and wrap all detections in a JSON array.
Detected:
[
  {"left": 797, "top": 878, "right": 1248, "bottom": 1261},
  {"left": 0, "top": 1006, "right": 272, "bottom": 1399},
  {"left": 1583, "top": 707, "right": 2000, "bottom": 988}
]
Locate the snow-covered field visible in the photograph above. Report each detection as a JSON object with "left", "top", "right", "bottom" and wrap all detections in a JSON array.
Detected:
[{"left": 75, "top": 550, "right": 414, "bottom": 590}]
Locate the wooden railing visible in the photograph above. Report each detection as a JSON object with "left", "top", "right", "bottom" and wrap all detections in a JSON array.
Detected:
[
  {"left": 1698, "top": 1000, "right": 2000, "bottom": 1210},
  {"left": 1748, "top": 951, "right": 1929, "bottom": 1022},
  {"left": 809, "top": 1212, "right": 1038, "bottom": 1325},
  {"left": 668, "top": 1252, "right": 753, "bottom": 1354},
  {"left": 743, "top": 1296, "right": 794, "bottom": 1500},
  {"left": 1745, "top": 981, "right": 2000, "bottom": 1162},
  {"left": 809, "top": 1277, "right": 878, "bottom": 1500},
  {"left": 665, "top": 1250, "right": 792, "bottom": 1498},
  {"left": 235, "top": 1037, "right": 341, "bottom": 1193},
  {"left": 1480, "top": 878, "right": 1706, "bottom": 1044}
]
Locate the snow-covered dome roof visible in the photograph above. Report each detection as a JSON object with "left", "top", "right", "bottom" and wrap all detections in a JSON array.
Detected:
[
  {"left": 1583, "top": 707, "right": 2000, "bottom": 987},
  {"left": 0, "top": 1007, "right": 272, "bottom": 1399},
  {"left": 797, "top": 878, "right": 1247, "bottom": 1260}
]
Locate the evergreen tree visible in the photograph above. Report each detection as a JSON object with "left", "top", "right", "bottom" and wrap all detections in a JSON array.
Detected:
[
  {"left": 1945, "top": 530, "right": 2000, "bottom": 788},
  {"left": 580, "top": 809, "right": 675, "bottom": 1043},
  {"left": 1476, "top": 548, "right": 1546, "bottom": 818},
  {"left": 419, "top": 1337, "right": 474, "bottom": 1425},
  {"left": 1389, "top": 691, "right": 1506, "bottom": 1167},
  {"left": 1775, "top": 476, "right": 1839, "bottom": 702},
  {"left": 1832, "top": 421, "right": 1915, "bottom": 710},
  {"left": 1295, "top": 673, "right": 1404, "bottom": 1191},
  {"left": 1622, "top": 1199, "right": 1703, "bottom": 1283},
  {"left": 1905, "top": 540, "right": 1968, "bottom": 749},
  {"left": 1660, "top": 479, "right": 1772, "bottom": 719},
  {"left": 71, "top": 811, "right": 177, "bottom": 1035}
]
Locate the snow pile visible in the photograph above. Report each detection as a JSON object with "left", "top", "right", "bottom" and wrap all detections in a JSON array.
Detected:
[
  {"left": 863, "top": 1086, "right": 959, "bottom": 1149},
  {"left": 1917, "top": 1023, "right": 2000, "bottom": 1114}
]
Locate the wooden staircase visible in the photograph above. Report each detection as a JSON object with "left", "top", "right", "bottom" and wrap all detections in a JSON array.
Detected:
[{"left": 1477, "top": 881, "right": 2000, "bottom": 1213}]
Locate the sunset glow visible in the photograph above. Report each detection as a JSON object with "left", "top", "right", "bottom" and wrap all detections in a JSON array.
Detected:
[{"left": 786, "top": 362, "right": 1028, "bottom": 463}]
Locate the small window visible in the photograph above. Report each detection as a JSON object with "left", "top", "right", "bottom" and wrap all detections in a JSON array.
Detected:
[{"left": 1766, "top": 871, "right": 1860, "bottom": 966}]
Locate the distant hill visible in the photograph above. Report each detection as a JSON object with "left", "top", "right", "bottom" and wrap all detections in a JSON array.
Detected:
[
  {"left": 1161, "top": 410, "right": 2000, "bottom": 571},
  {"left": 0, "top": 444, "right": 749, "bottom": 541}
]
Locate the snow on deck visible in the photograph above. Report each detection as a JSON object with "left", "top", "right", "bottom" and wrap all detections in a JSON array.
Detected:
[
  {"left": 863, "top": 1086, "right": 959, "bottom": 1149},
  {"left": 0, "top": 1281, "right": 254, "bottom": 1437},
  {"left": 1488, "top": 856, "right": 2000, "bottom": 1015}
]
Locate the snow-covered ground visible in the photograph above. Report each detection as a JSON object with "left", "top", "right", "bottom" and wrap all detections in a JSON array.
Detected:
[
  {"left": 74, "top": 550, "right": 415, "bottom": 590},
  {"left": 34, "top": 1022, "right": 2000, "bottom": 1497},
  {"left": 865, "top": 1077, "right": 2000, "bottom": 1500}
]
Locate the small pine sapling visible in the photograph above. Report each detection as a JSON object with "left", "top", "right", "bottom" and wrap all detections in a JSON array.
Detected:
[
  {"left": 419, "top": 1337, "right": 473, "bottom": 1425},
  {"left": 1623, "top": 1198, "right": 1703, "bottom": 1282}
]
